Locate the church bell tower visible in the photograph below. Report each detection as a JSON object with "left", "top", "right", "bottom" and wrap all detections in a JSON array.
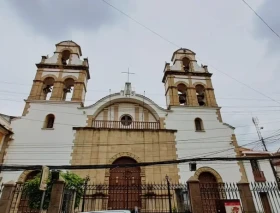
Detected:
[
  {"left": 162, "top": 48, "right": 218, "bottom": 109},
  {"left": 27, "top": 41, "right": 90, "bottom": 104}
]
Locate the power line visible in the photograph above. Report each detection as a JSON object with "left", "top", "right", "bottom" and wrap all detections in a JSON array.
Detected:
[
  {"left": 101, "top": 0, "right": 280, "bottom": 106},
  {"left": 1, "top": 155, "right": 280, "bottom": 171},
  {"left": 241, "top": 0, "right": 280, "bottom": 39},
  {"left": 8, "top": 115, "right": 280, "bottom": 132}
]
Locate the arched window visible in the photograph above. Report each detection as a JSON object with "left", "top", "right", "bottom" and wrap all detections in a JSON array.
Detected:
[
  {"left": 44, "top": 114, "right": 55, "bottom": 128},
  {"left": 194, "top": 118, "right": 204, "bottom": 131},
  {"left": 42, "top": 77, "right": 55, "bottom": 100},
  {"left": 61, "top": 50, "right": 71, "bottom": 65},
  {"left": 177, "top": 83, "right": 187, "bottom": 105},
  {"left": 63, "top": 78, "right": 75, "bottom": 101},
  {"left": 120, "top": 115, "right": 133, "bottom": 126},
  {"left": 195, "top": 84, "right": 206, "bottom": 106},
  {"left": 182, "top": 57, "right": 190, "bottom": 71}
]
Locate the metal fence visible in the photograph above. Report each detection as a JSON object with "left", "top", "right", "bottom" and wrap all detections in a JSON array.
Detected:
[
  {"left": 250, "top": 182, "right": 280, "bottom": 213},
  {"left": 75, "top": 183, "right": 191, "bottom": 213},
  {"left": 199, "top": 183, "right": 241, "bottom": 213},
  {"left": 61, "top": 188, "right": 76, "bottom": 213},
  {"left": 9, "top": 183, "right": 39, "bottom": 213}
]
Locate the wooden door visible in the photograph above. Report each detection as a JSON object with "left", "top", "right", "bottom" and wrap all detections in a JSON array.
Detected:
[
  {"left": 108, "top": 157, "right": 141, "bottom": 210},
  {"left": 199, "top": 172, "right": 219, "bottom": 213}
]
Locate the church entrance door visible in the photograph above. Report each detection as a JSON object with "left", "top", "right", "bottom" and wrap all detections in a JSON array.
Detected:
[
  {"left": 199, "top": 172, "right": 220, "bottom": 213},
  {"left": 108, "top": 157, "right": 141, "bottom": 210}
]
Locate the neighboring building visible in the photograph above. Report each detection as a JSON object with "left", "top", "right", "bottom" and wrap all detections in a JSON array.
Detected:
[
  {"left": 239, "top": 148, "right": 277, "bottom": 182},
  {"left": 0, "top": 113, "right": 13, "bottom": 182},
  {"left": 0, "top": 41, "right": 278, "bottom": 211},
  {"left": 273, "top": 150, "right": 280, "bottom": 180}
]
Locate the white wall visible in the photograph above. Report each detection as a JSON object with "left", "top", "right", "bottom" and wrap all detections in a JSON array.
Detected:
[
  {"left": 2, "top": 93, "right": 245, "bottom": 184},
  {"left": 244, "top": 160, "right": 276, "bottom": 182},
  {"left": 165, "top": 106, "right": 241, "bottom": 183},
  {"left": 2, "top": 102, "right": 87, "bottom": 183}
]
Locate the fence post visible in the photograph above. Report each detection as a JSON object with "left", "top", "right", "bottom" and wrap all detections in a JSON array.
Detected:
[
  {"left": 48, "top": 178, "right": 65, "bottom": 213},
  {"left": 237, "top": 181, "right": 256, "bottom": 213},
  {"left": 71, "top": 190, "right": 76, "bottom": 213},
  {"left": 0, "top": 180, "right": 16, "bottom": 213},
  {"left": 187, "top": 177, "right": 203, "bottom": 213}
]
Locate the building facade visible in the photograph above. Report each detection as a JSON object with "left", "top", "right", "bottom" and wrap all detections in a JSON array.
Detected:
[{"left": 0, "top": 41, "right": 278, "bottom": 211}]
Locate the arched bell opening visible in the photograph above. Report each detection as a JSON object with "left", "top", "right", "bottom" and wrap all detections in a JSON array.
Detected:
[
  {"left": 63, "top": 78, "right": 75, "bottom": 101},
  {"left": 182, "top": 57, "right": 191, "bottom": 72},
  {"left": 61, "top": 50, "right": 71, "bottom": 65},
  {"left": 177, "top": 83, "right": 187, "bottom": 105},
  {"left": 42, "top": 77, "right": 55, "bottom": 100},
  {"left": 195, "top": 84, "right": 206, "bottom": 106}
]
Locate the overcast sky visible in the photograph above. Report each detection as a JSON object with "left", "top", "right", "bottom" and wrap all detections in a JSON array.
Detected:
[{"left": 0, "top": 0, "right": 279, "bottom": 151}]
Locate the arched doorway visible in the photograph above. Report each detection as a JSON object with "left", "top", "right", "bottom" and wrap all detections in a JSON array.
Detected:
[
  {"left": 198, "top": 172, "right": 217, "bottom": 183},
  {"left": 108, "top": 157, "right": 141, "bottom": 210},
  {"left": 199, "top": 172, "right": 220, "bottom": 213},
  {"left": 18, "top": 170, "right": 41, "bottom": 212}
]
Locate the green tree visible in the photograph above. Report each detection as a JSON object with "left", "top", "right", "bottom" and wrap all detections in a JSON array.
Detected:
[{"left": 23, "top": 171, "right": 84, "bottom": 210}]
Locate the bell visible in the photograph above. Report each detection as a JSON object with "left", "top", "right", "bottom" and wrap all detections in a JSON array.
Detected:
[
  {"left": 62, "top": 58, "right": 67, "bottom": 65},
  {"left": 63, "top": 87, "right": 71, "bottom": 93},
  {"left": 184, "top": 65, "right": 189, "bottom": 72},
  {"left": 179, "top": 94, "right": 186, "bottom": 104},
  {"left": 43, "top": 85, "right": 52, "bottom": 94},
  {"left": 198, "top": 100, "right": 205, "bottom": 106}
]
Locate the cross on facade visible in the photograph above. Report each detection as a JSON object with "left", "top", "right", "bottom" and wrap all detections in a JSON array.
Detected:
[{"left": 122, "top": 68, "right": 135, "bottom": 82}]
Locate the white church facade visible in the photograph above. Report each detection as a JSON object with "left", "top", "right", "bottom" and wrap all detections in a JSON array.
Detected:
[{"left": 0, "top": 40, "right": 276, "bottom": 187}]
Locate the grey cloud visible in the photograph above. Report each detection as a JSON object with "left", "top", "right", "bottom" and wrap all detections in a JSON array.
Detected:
[
  {"left": 6, "top": 0, "right": 128, "bottom": 39},
  {"left": 253, "top": 0, "right": 280, "bottom": 54}
]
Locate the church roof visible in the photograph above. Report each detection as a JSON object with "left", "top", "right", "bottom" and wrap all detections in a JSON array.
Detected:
[
  {"left": 55, "top": 40, "right": 82, "bottom": 56},
  {"left": 81, "top": 92, "right": 168, "bottom": 120},
  {"left": 171, "top": 48, "right": 196, "bottom": 61}
]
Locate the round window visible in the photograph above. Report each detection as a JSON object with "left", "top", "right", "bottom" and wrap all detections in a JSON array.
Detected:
[{"left": 121, "top": 115, "right": 133, "bottom": 126}]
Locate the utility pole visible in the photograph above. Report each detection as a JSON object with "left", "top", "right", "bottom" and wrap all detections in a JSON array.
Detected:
[{"left": 252, "top": 117, "right": 279, "bottom": 184}]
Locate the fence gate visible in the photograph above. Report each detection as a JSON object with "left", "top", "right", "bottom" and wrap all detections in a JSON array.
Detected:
[{"left": 199, "top": 183, "right": 241, "bottom": 213}]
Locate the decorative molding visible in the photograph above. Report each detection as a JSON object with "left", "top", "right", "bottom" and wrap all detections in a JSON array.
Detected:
[
  {"left": 194, "top": 166, "right": 223, "bottom": 183},
  {"left": 108, "top": 152, "right": 142, "bottom": 164},
  {"left": 17, "top": 170, "right": 34, "bottom": 183},
  {"left": 162, "top": 71, "right": 212, "bottom": 83}
]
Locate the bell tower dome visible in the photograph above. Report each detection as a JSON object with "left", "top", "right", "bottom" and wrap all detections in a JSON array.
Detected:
[
  {"left": 162, "top": 48, "right": 217, "bottom": 109},
  {"left": 27, "top": 41, "right": 90, "bottom": 104}
]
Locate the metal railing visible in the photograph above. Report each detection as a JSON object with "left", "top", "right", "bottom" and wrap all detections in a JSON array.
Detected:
[
  {"left": 92, "top": 120, "right": 160, "bottom": 129},
  {"left": 250, "top": 182, "right": 280, "bottom": 213},
  {"left": 76, "top": 183, "right": 191, "bottom": 213}
]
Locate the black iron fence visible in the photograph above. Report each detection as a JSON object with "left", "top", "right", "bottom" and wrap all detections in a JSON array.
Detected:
[
  {"left": 61, "top": 188, "right": 76, "bottom": 213},
  {"left": 5, "top": 181, "right": 280, "bottom": 213},
  {"left": 74, "top": 183, "right": 191, "bottom": 213}
]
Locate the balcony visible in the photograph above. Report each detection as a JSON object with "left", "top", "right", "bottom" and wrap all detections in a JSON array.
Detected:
[
  {"left": 92, "top": 120, "right": 160, "bottom": 130},
  {"left": 253, "top": 170, "right": 266, "bottom": 182}
]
